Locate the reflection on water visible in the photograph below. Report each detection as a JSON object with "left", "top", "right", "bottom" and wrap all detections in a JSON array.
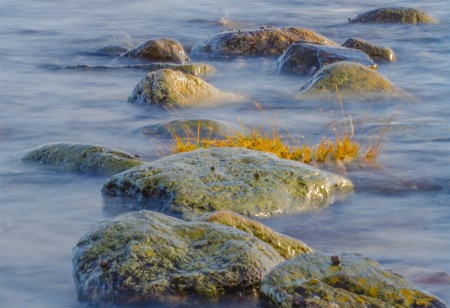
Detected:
[{"left": 1, "top": 0, "right": 449, "bottom": 306}]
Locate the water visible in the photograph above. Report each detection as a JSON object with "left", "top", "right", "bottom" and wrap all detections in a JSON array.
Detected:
[{"left": 1, "top": 0, "right": 449, "bottom": 307}]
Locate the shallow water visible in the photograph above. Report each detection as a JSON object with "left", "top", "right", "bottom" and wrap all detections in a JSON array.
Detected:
[{"left": 1, "top": 0, "right": 449, "bottom": 307}]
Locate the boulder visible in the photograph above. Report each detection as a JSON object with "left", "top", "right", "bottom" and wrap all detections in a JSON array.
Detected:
[
  {"left": 120, "top": 38, "right": 190, "bottom": 63},
  {"left": 349, "top": 7, "right": 438, "bottom": 24},
  {"left": 197, "top": 210, "right": 313, "bottom": 259},
  {"left": 94, "top": 45, "right": 129, "bottom": 57},
  {"left": 260, "top": 252, "right": 446, "bottom": 307},
  {"left": 72, "top": 210, "right": 285, "bottom": 305},
  {"left": 22, "top": 142, "right": 143, "bottom": 176},
  {"left": 190, "top": 27, "right": 338, "bottom": 58},
  {"left": 132, "top": 118, "right": 244, "bottom": 139},
  {"left": 127, "top": 69, "right": 240, "bottom": 109},
  {"left": 276, "top": 42, "right": 376, "bottom": 75},
  {"left": 102, "top": 147, "right": 354, "bottom": 219},
  {"left": 342, "top": 38, "right": 396, "bottom": 62},
  {"left": 298, "top": 61, "right": 412, "bottom": 101}
]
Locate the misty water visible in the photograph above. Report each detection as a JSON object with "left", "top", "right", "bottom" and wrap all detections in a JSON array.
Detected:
[{"left": 1, "top": 0, "right": 449, "bottom": 307}]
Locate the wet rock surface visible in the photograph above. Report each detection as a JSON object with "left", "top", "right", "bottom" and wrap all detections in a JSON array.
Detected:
[
  {"left": 102, "top": 147, "right": 354, "bottom": 219},
  {"left": 72, "top": 210, "right": 285, "bottom": 305},
  {"left": 21, "top": 142, "right": 143, "bottom": 176},
  {"left": 94, "top": 45, "right": 129, "bottom": 57},
  {"left": 298, "top": 61, "right": 412, "bottom": 101},
  {"left": 127, "top": 69, "right": 240, "bottom": 109},
  {"left": 190, "top": 27, "right": 337, "bottom": 58},
  {"left": 276, "top": 42, "right": 376, "bottom": 75},
  {"left": 349, "top": 7, "right": 438, "bottom": 24},
  {"left": 342, "top": 37, "right": 396, "bottom": 62},
  {"left": 261, "top": 252, "right": 447, "bottom": 307},
  {"left": 120, "top": 38, "right": 190, "bottom": 63}
]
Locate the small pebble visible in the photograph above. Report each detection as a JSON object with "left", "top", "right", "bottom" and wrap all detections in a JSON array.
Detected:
[
  {"left": 331, "top": 255, "right": 340, "bottom": 266},
  {"left": 100, "top": 259, "right": 109, "bottom": 269}
]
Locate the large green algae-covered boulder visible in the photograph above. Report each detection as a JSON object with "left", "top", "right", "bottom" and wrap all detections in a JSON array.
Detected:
[
  {"left": 72, "top": 210, "right": 285, "bottom": 305},
  {"left": 120, "top": 38, "right": 190, "bottom": 63},
  {"left": 342, "top": 37, "right": 396, "bottom": 62},
  {"left": 276, "top": 42, "right": 376, "bottom": 75},
  {"left": 128, "top": 69, "right": 241, "bottom": 109},
  {"left": 298, "top": 61, "right": 412, "bottom": 101},
  {"left": 261, "top": 252, "right": 446, "bottom": 307},
  {"left": 22, "top": 142, "right": 143, "bottom": 176},
  {"left": 190, "top": 27, "right": 338, "bottom": 58},
  {"left": 197, "top": 210, "right": 313, "bottom": 259},
  {"left": 102, "top": 148, "right": 353, "bottom": 219},
  {"left": 349, "top": 7, "right": 438, "bottom": 24}
]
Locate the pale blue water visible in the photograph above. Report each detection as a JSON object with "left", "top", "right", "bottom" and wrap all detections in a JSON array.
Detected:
[{"left": 1, "top": 0, "right": 449, "bottom": 307}]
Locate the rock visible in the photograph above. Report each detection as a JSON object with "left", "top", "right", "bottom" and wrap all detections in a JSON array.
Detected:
[
  {"left": 127, "top": 69, "right": 241, "bottom": 109},
  {"left": 94, "top": 45, "right": 129, "bottom": 57},
  {"left": 349, "top": 7, "right": 438, "bottom": 24},
  {"left": 57, "top": 62, "right": 215, "bottom": 77},
  {"left": 276, "top": 42, "right": 376, "bottom": 75},
  {"left": 22, "top": 142, "right": 143, "bottom": 176},
  {"left": 120, "top": 38, "right": 190, "bottom": 63},
  {"left": 190, "top": 27, "right": 338, "bottom": 58},
  {"left": 197, "top": 210, "right": 313, "bottom": 259},
  {"left": 260, "top": 252, "right": 446, "bottom": 307},
  {"left": 342, "top": 38, "right": 396, "bottom": 62},
  {"left": 298, "top": 61, "right": 412, "bottom": 101},
  {"left": 72, "top": 210, "right": 285, "bottom": 305},
  {"left": 132, "top": 118, "right": 245, "bottom": 139},
  {"left": 102, "top": 147, "right": 354, "bottom": 219}
]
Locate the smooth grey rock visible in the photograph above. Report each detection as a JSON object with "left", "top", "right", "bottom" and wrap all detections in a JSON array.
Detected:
[
  {"left": 342, "top": 37, "right": 396, "bottom": 62},
  {"left": 72, "top": 210, "right": 285, "bottom": 305},
  {"left": 349, "top": 7, "right": 438, "bottom": 24},
  {"left": 276, "top": 42, "right": 376, "bottom": 75},
  {"left": 120, "top": 38, "right": 190, "bottom": 63},
  {"left": 102, "top": 148, "right": 354, "bottom": 219}
]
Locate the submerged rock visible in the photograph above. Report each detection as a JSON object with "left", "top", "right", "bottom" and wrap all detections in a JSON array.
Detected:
[
  {"left": 190, "top": 27, "right": 337, "bottom": 58},
  {"left": 342, "top": 37, "right": 396, "bottom": 62},
  {"left": 349, "top": 7, "right": 438, "bottom": 24},
  {"left": 132, "top": 118, "right": 244, "bottom": 139},
  {"left": 261, "top": 252, "right": 446, "bottom": 307},
  {"left": 94, "top": 45, "right": 129, "bottom": 57},
  {"left": 22, "top": 142, "right": 143, "bottom": 176},
  {"left": 120, "top": 38, "right": 190, "bottom": 63},
  {"left": 72, "top": 210, "right": 285, "bottom": 305},
  {"left": 276, "top": 42, "right": 376, "bottom": 75},
  {"left": 128, "top": 69, "right": 240, "bottom": 109},
  {"left": 197, "top": 210, "right": 313, "bottom": 259},
  {"left": 298, "top": 61, "right": 412, "bottom": 101},
  {"left": 102, "top": 147, "right": 353, "bottom": 219}
]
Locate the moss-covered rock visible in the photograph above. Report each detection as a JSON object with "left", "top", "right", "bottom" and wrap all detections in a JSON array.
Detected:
[
  {"left": 120, "top": 38, "right": 190, "bottom": 63},
  {"left": 197, "top": 210, "right": 313, "bottom": 259},
  {"left": 276, "top": 42, "right": 376, "bottom": 75},
  {"left": 127, "top": 69, "right": 241, "bottom": 109},
  {"left": 349, "top": 7, "right": 438, "bottom": 24},
  {"left": 190, "top": 27, "right": 337, "bottom": 58},
  {"left": 22, "top": 142, "right": 143, "bottom": 176},
  {"left": 73, "top": 210, "right": 285, "bottom": 305},
  {"left": 94, "top": 45, "right": 129, "bottom": 57},
  {"left": 342, "top": 38, "right": 396, "bottom": 62},
  {"left": 298, "top": 61, "right": 412, "bottom": 101},
  {"left": 102, "top": 148, "right": 353, "bottom": 219},
  {"left": 261, "top": 252, "right": 446, "bottom": 307},
  {"left": 132, "top": 118, "right": 245, "bottom": 139}
]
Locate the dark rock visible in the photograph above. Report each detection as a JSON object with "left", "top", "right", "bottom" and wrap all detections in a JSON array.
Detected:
[
  {"left": 342, "top": 37, "right": 396, "bottom": 62},
  {"left": 349, "top": 7, "right": 438, "bottom": 24},
  {"left": 94, "top": 45, "right": 129, "bottom": 57},
  {"left": 120, "top": 38, "right": 190, "bottom": 63}
]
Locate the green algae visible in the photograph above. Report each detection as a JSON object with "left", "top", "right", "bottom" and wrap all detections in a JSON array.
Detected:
[
  {"left": 350, "top": 7, "right": 438, "bottom": 24},
  {"left": 120, "top": 38, "right": 190, "bottom": 63}
]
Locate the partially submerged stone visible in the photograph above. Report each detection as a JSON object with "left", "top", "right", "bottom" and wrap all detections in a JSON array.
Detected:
[
  {"left": 349, "top": 7, "right": 438, "bottom": 24},
  {"left": 120, "top": 38, "right": 190, "bottom": 63},
  {"left": 261, "top": 252, "right": 446, "bottom": 307},
  {"left": 132, "top": 118, "right": 244, "bottom": 139},
  {"left": 190, "top": 27, "right": 337, "bottom": 58},
  {"left": 102, "top": 147, "right": 353, "bottom": 219},
  {"left": 94, "top": 45, "right": 129, "bottom": 57},
  {"left": 343, "top": 37, "right": 396, "bottom": 62},
  {"left": 298, "top": 61, "right": 412, "bottom": 101},
  {"left": 197, "top": 210, "right": 313, "bottom": 259},
  {"left": 128, "top": 69, "right": 240, "bottom": 109},
  {"left": 73, "top": 210, "right": 285, "bottom": 305},
  {"left": 276, "top": 42, "right": 376, "bottom": 75},
  {"left": 22, "top": 142, "right": 143, "bottom": 176}
]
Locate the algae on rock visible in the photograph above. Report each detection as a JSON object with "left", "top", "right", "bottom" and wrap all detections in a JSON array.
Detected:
[
  {"left": 73, "top": 210, "right": 285, "bottom": 305},
  {"left": 120, "top": 38, "right": 190, "bottom": 63},
  {"left": 22, "top": 142, "right": 143, "bottom": 176},
  {"left": 349, "top": 7, "right": 438, "bottom": 24},
  {"left": 342, "top": 37, "right": 396, "bottom": 62}
]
